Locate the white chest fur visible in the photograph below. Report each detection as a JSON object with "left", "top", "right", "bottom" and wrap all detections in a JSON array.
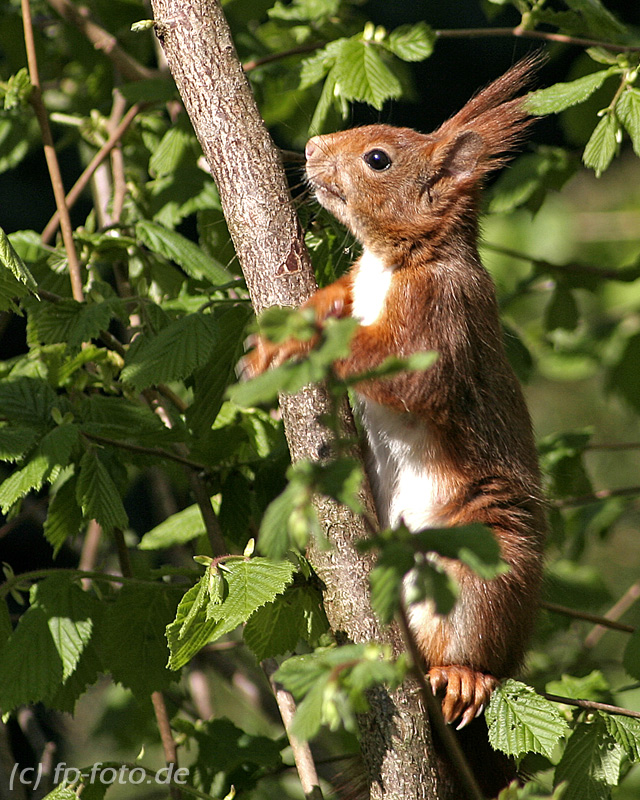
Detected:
[
  {"left": 357, "top": 397, "right": 447, "bottom": 531},
  {"left": 351, "top": 248, "right": 394, "bottom": 326}
]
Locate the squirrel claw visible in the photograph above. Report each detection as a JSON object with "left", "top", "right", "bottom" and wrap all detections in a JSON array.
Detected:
[{"left": 427, "top": 665, "right": 498, "bottom": 728}]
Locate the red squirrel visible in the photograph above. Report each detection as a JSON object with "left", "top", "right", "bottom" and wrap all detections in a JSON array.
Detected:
[{"left": 245, "top": 56, "right": 546, "bottom": 734}]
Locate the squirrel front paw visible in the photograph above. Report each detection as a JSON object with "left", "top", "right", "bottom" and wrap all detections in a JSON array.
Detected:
[{"left": 428, "top": 665, "right": 498, "bottom": 730}]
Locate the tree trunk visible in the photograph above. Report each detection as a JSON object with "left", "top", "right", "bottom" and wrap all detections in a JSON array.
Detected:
[{"left": 148, "top": 1, "right": 440, "bottom": 797}]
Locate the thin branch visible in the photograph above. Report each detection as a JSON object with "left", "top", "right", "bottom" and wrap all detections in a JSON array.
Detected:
[
  {"left": 263, "top": 658, "right": 325, "bottom": 800},
  {"left": 544, "top": 693, "right": 640, "bottom": 720},
  {"left": 483, "top": 242, "right": 639, "bottom": 282},
  {"left": 113, "top": 528, "right": 182, "bottom": 800},
  {"left": 243, "top": 41, "right": 325, "bottom": 72},
  {"left": 396, "top": 604, "right": 485, "bottom": 800},
  {"left": 81, "top": 431, "right": 209, "bottom": 472},
  {"left": 553, "top": 485, "right": 640, "bottom": 507},
  {"left": 435, "top": 26, "right": 640, "bottom": 53},
  {"left": 78, "top": 519, "right": 103, "bottom": 591},
  {"left": 42, "top": 102, "right": 144, "bottom": 244},
  {"left": 584, "top": 581, "right": 640, "bottom": 649},
  {"left": 541, "top": 601, "right": 635, "bottom": 634},
  {"left": 45, "top": 0, "right": 157, "bottom": 82},
  {"left": 22, "top": 0, "right": 84, "bottom": 302}
]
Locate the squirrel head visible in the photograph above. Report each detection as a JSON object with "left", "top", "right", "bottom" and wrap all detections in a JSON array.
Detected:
[{"left": 305, "top": 54, "right": 541, "bottom": 260}]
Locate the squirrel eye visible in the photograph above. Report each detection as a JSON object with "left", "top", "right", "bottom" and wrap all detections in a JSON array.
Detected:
[{"left": 363, "top": 149, "right": 392, "bottom": 171}]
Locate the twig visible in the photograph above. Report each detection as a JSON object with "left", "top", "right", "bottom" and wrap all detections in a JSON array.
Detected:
[
  {"left": 553, "top": 486, "right": 640, "bottom": 507},
  {"left": 584, "top": 581, "right": 640, "bottom": 649},
  {"left": 41, "top": 101, "right": 144, "bottom": 244},
  {"left": 396, "top": 604, "right": 485, "bottom": 800},
  {"left": 81, "top": 431, "right": 209, "bottom": 472},
  {"left": 108, "top": 91, "right": 129, "bottom": 224},
  {"left": 243, "top": 41, "right": 325, "bottom": 72},
  {"left": 483, "top": 242, "right": 639, "bottom": 282},
  {"left": 263, "top": 658, "right": 325, "bottom": 800},
  {"left": 544, "top": 693, "right": 640, "bottom": 720},
  {"left": 45, "top": 0, "right": 157, "bottom": 82},
  {"left": 541, "top": 601, "right": 635, "bottom": 634},
  {"left": 78, "top": 519, "right": 103, "bottom": 590},
  {"left": 22, "top": 0, "right": 84, "bottom": 302},
  {"left": 113, "top": 528, "right": 182, "bottom": 800},
  {"left": 435, "top": 26, "right": 640, "bottom": 53}
]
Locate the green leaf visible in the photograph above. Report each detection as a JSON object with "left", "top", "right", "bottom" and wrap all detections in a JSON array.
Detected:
[
  {"left": 244, "top": 584, "right": 329, "bottom": 660},
  {"left": 187, "top": 304, "right": 252, "bottom": 435},
  {"left": 386, "top": 22, "right": 435, "bottom": 62},
  {"left": 545, "top": 286, "right": 580, "bottom": 332},
  {"left": 0, "top": 224, "right": 37, "bottom": 292},
  {"left": 44, "top": 476, "right": 84, "bottom": 557},
  {"left": 76, "top": 449, "right": 128, "bottom": 533},
  {"left": 415, "top": 523, "right": 507, "bottom": 580},
  {"left": 215, "top": 558, "right": 297, "bottom": 633},
  {"left": 149, "top": 126, "right": 194, "bottom": 177},
  {"left": 99, "top": 584, "right": 179, "bottom": 694},
  {"left": 0, "top": 423, "right": 78, "bottom": 513},
  {"left": 603, "top": 714, "right": 640, "bottom": 763},
  {"left": 138, "top": 501, "right": 210, "bottom": 549},
  {"left": 0, "top": 376, "right": 59, "bottom": 427},
  {"left": 121, "top": 312, "right": 218, "bottom": 392},
  {"left": 486, "top": 679, "right": 570, "bottom": 758},
  {"left": 554, "top": 715, "right": 623, "bottom": 798},
  {"left": 41, "top": 786, "right": 78, "bottom": 800},
  {"left": 0, "top": 423, "right": 39, "bottom": 461},
  {"left": 616, "top": 86, "right": 640, "bottom": 157},
  {"left": 0, "top": 576, "right": 96, "bottom": 712},
  {"left": 28, "top": 297, "right": 124, "bottom": 351},
  {"left": 136, "top": 219, "right": 231, "bottom": 284},
  {"left": 369, "top": 542, "right": 415, "bottom": 624},
  {"left": 166, "top": 580, "right": 219, "bottom": 670},
  {"left": 607, "top": 332, "right": 640, "bottom": 414},
  {"left": 623, "top": 628, "right": 640, "bottom": 681},
  {"left": 525, "top": 69, "right": 616, "bottom": 115},
  {"left": 79, "top": 395, "right": 179, "bottom": 445},
  {"left": 583, "top": 113, "right": 618, "bottom": 177},
  {"left": 336, "top": 38, "right": 402, "bottom": 110}
]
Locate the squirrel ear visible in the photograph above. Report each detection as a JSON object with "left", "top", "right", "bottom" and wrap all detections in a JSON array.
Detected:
[{"left": 441, "top": 130, "right": 484, "bottom": 181}]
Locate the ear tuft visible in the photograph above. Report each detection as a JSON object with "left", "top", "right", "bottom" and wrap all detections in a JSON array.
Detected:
[{"left": 442, "top": 131, "right": 484, "bottom": 180}]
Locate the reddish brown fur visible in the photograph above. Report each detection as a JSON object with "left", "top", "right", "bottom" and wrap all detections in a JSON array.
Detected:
[{"left": 245, "top": 57, "right": 546, "bottom": 767}]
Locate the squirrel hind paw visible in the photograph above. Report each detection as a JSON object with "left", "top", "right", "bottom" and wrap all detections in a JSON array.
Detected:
[{"left": 428, "top": 665, "right": 498, "bottom": 729}]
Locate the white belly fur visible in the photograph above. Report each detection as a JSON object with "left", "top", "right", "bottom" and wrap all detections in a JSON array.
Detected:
[
  {"left": 358, "top": 397, "right": 447, "bottom": 531},
  {"left": 351, "top": 248, "right": 394, "bottom": 326}
]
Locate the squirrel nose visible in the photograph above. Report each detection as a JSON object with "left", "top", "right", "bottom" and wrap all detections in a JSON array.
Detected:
[{"left": 305, "top": 136, "right": 320, "bottom": 160}]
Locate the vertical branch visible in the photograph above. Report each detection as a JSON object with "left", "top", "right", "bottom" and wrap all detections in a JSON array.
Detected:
[
  {"left": 263, "top": 659, "right": 324, "bottom": 800},
  {"left": 113, "top": 528, "right": 182, "bottom": 800},
  {"left": 21, "top": 0, "right": 84, "bottom": 302}
]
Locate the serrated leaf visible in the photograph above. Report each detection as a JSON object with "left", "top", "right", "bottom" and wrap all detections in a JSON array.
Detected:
[
  {"left": 526, "top": 69, "right": 616, "bottom": 115},
  {"left": 139, "top": 501, "right": 210, "bottom": 549},
  {"left": 386, "top": 22, "right": 435, "bottom": 62},
  {"left": 36, "top": 575, "right": 95, "bottom": 683},
  {"left": 0, "top": 424, "right": 78, "bottom": 513},
  {"left": 0, "top": 576, "right": 96, "bottom": 712},
  {"left": 369, "top": 542, "right": 414, "bottom": 624},
  {"left": 603, "top": 714, "right": 640, "bottom": 762},
  {"left": 136, "top": 219, "right": 231, "bottom": 284},
  {"left": 121, "top": 312, "right": 218, "bottom": 392},
  {"left": 554, "top": 715, "right": 623, "bottom": 798},
  {"left": 100, "top": 584, "right": 179, "bottom": 694},
  {"left": 79, "top": 395, "right": 179, "bottom": 445},
  {"left": 0, "top": 224, "right": 37, "bottom": 292},
  {"left": 616, "top": 87, "right": 640, "bottom": 157},
  {"left": 166, "top": 580, "right": 219, "bottom": 670},
  {"left": 149, "top": 126, "right": 194, "bottom": 177},
  {"left": 583, "top": 113, "right": 618, "bottom": 177},
  {"left": 28, "top": 297, "right": 124, "bottom": 351},
  {"left": 0, "top": 376, "right": 59, "bottom": 427},
  {"left": 41, "top": 786, "right": 78, "bottom": 800},
  {"left": 415, "top": 523, "right": 506, "bottom": 579},
  {"left": 44, "top": 476, "right": 83, "bottom": 557},
  {"left": 244, "top": 584, "right": 329, "bottom": 660},
  {"left": 486, "top": 679, "right": 570, "bottom": 758},
  {"left": 336, "top": 38, "right": 402, "bottom": 110},
  {"left": 0, "top": 424, "right": 38, "bottom": 461},
  {"left": 76, "top": 449, "right": 128, "bottom": 533},
  {"left": 187, "top": 304, "right": 252, "bottom": 435}
]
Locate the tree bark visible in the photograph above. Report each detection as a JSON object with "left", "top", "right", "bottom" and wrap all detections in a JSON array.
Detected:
[{"left": 148, "top": 1, "right": 439, "bottom": 797}]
